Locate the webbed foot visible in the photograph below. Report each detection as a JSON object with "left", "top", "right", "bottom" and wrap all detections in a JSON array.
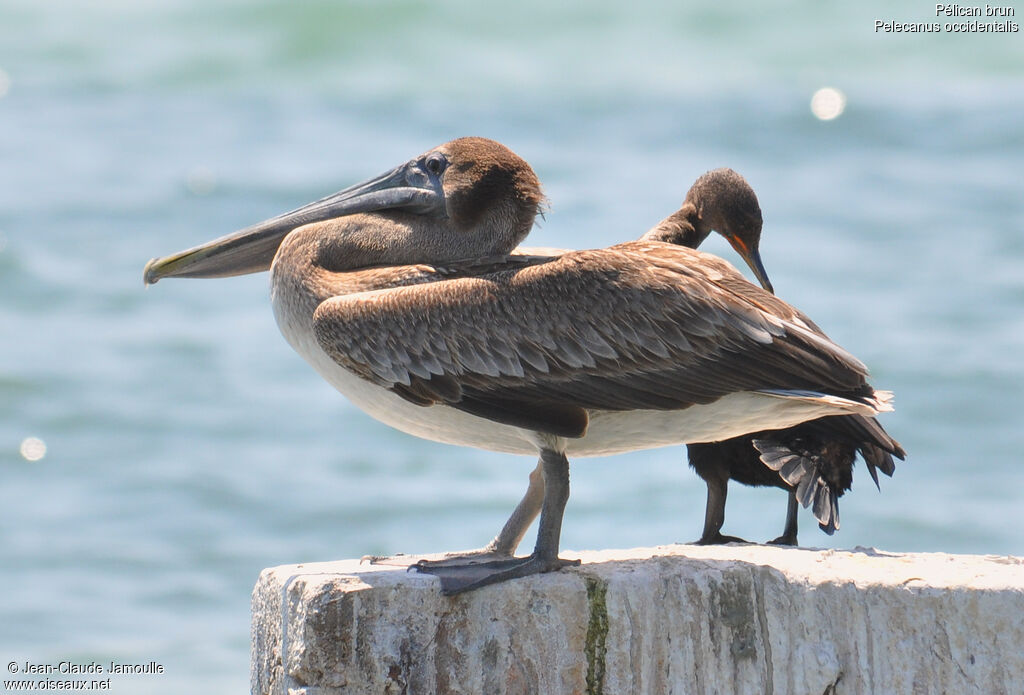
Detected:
[
  {"left": 360, "top": 552, "right": 409, "bottom": 566},
  {"left": 364, "top": 545, "right": 518, "bottom": 571},
  {"left": 413, "top": 554, "right": 580, "bottom": 595},
  {"left": 691, "top": 532, "right": 749, "bottom": 545},
  {"left": 405, "top": 546, "right": 514, "bottom": 570}
]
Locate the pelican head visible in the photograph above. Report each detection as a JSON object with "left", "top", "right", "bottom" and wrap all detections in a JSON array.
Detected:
[
  {"left": 644, "top": 168, "right": 772, "bottom": 294},
  {"left": 143, "top": 137, "right": 545, "bottom": 284}
]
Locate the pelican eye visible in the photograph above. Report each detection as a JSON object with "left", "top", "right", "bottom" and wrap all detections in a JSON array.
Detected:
[{"left": 424, "top": 153, "right": 448, "bottom": 176}]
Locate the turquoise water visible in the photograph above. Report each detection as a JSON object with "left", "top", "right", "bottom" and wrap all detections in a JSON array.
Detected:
[{"left": 2, "top": 1, "right": 1022, "bottom": 692}]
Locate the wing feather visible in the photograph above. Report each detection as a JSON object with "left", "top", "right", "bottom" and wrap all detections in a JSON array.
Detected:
[{"left": 312, "top": 241, "right": 875, "bottom": 436}]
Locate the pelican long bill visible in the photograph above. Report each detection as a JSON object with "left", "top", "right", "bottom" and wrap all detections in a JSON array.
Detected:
[{"left": 143, "top": 156, "right": 447, "bottom": 285}]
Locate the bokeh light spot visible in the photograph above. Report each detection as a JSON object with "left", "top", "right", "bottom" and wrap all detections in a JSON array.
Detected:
[
  {"left": 811, "top": 87, "right": 846, "bottom": 121},
  {"left": 20, "top": 437, "right": 47, "bottom": 461}
]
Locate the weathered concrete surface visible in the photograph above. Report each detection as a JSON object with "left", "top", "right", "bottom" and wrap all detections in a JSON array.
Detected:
[{"left": 251, "top": 544, "right": 1024, "bottom": 695}]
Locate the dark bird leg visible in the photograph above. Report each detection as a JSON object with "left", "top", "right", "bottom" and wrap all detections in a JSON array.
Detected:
[
  {"left": 486, "top": 459, "right": 545, "bottom": 556},
  {"left": 414, "top": 449, "right": 580, "bottom": 595},
  {"left": 768, "top": 491, "right": 800, "bottom": 546},
  {"left": 692, "top": 471, "right": 748, "bottom": 545},
  {"left": 382, "top": 460, "right": 544, "bottom": 570}
]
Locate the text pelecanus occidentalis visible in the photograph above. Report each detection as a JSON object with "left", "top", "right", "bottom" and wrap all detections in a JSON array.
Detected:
[
  {"left": 642, "top": 168, "right": 905, "bottom": 545},
  {"left": 144, "top": 137, "right": 897, "bottom": 593}
]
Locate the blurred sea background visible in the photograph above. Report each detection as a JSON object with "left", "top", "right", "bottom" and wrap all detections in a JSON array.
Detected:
[{"left": 2, "top": 0, "right": 1022, "bottom": 691}]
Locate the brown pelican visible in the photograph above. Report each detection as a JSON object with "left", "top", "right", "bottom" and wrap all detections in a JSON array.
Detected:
[
  {"left": 144, "top": 137, "right": 896, "bottom": 593},
  {"left": 449, "top": 168, "right": 905, "bottom": 561},
  {"left": 642, "top": 169, "right": 905, "bottom": 545}
]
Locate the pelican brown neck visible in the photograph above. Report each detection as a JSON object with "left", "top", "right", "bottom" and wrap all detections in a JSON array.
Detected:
[{"left": 642, "top": 203, "right": 709, "bottom": 248}]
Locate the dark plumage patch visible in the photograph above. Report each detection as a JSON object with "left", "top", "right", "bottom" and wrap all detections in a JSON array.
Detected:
[
  {"left": 753, "top": 436, "right": 849, "bottom": 534},
  {"left": 443, "top": 137, "right": 546, "bottom": 241},
  {"left": 453, "top": 396, "right": 589, "bottom": 439},
  {"left": 448, "top": 165, "right": 517, "bottom": 231},
  {"left": 689, "top": 415, "right": 903, "bottom": 537}
]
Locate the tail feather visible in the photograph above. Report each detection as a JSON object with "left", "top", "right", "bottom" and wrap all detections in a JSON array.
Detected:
[
  {"left": 795, "top": 468, "right": 816, "bottom": 508},
  {"left": 867, "top": 390, "right": 896, "bottom": 412},
  {"left": 812, "top": 482, "right": 838, "bottom": 534},
  {"left": 826, "top": 414, "right": 904, "bottom": 460},
  {"left": 841, "top": 414, "right": 905, "bottom": 489},
  {"left": 778, "top": 456, "right": 808, "bottom": 486},
  {"left": 757, "top": 389, "right": 882, "bottom": 418},
  {"left": 861, "top": 444, "right": 894, "bottom": 490},
  {"left": 752, "top": 409, "right": 906, "bottom": 536},
  {"left": 754, "top": 439, "right": 839, "bottom": 535},
  {"left": 801, "top": 414, "right": 906, "bottom": 490}
]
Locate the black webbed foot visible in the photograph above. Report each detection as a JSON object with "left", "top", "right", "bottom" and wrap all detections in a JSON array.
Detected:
[
  {"left": 413, "top": 554, "right": 580, "bottom": 595},
  {"left": 403, "top": 547, "right": 514, "bottom": 570},
  {"left": 691, "top": 532, "right": 749, "bottom": 545}
]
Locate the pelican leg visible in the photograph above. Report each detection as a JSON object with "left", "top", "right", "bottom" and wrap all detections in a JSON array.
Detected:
[
  {"left": 692, "top": 473, "right": 748, "bottom": 545},
  {"left": 768, "top": 490, "right": 799, "bottom": 546},
  {"left": 486, "top": 459, "right": 545, "bottom": 555},
  {"left": 415, "top": 449, "right": 579, "bottom": 595},
  {"left": 395, "top": 460, "right": 545, "bottom": 571}
]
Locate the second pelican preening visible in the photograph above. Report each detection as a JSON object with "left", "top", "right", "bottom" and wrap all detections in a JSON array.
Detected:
[
  {"left": 145, "top": 137, "right": 898, "bottom": 593},
  {"left": 642, "top": 169, "right": 904, "bottom": 545}
]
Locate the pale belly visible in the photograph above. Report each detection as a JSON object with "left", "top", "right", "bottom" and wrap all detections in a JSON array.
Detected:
[{"left": 295, "top": 332, "right": 874, "bottom": 458}]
